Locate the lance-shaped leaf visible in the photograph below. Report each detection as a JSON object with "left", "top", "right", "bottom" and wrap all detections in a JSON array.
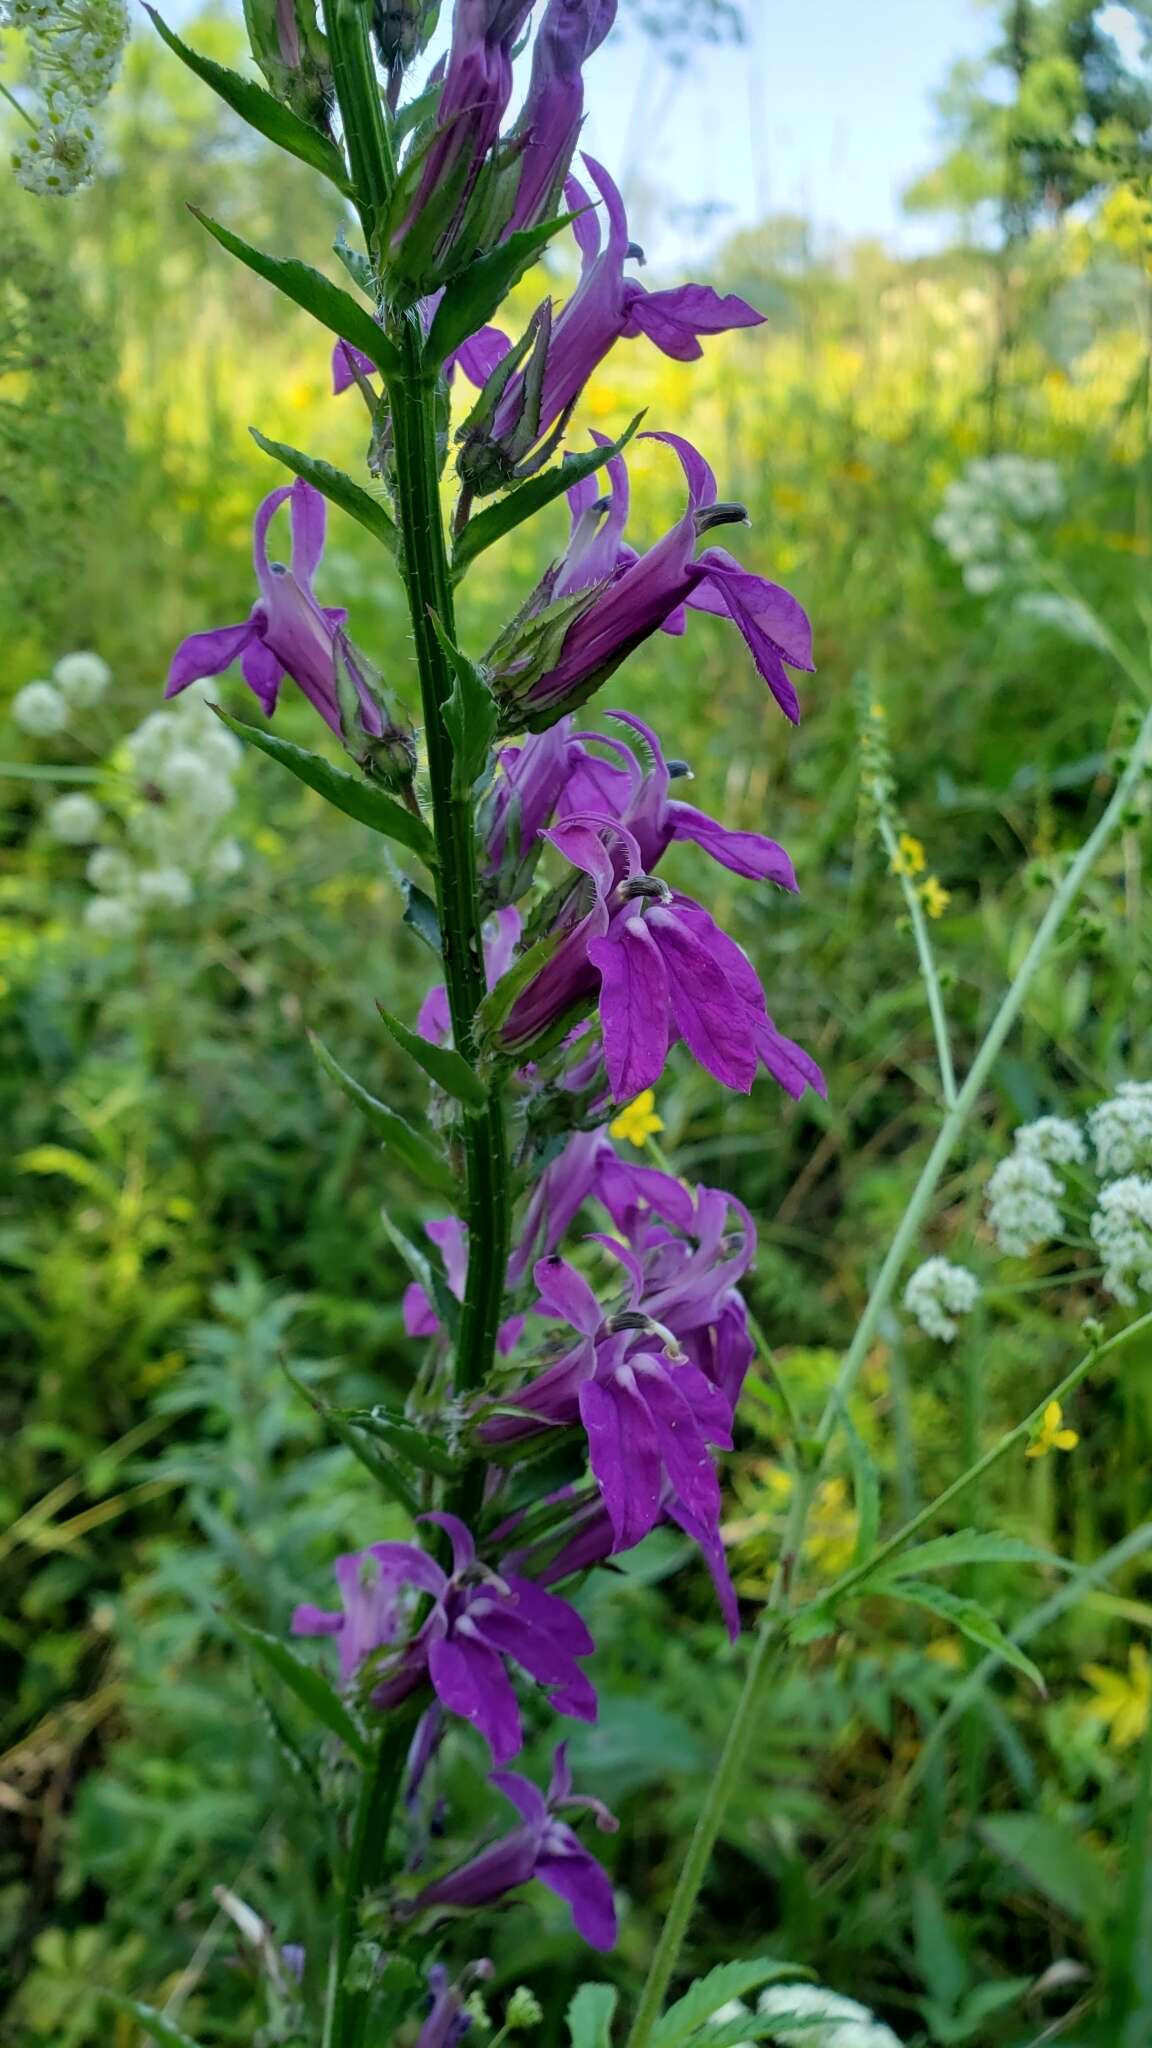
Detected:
[
  {"left": 380, "top": 1206, "right": 458, "bottom": 1331},
  {"left": 424, "top": 212, "right": 577, "bottom": 368},
  {"left": 100, "top": 1996, "right": 205, "bottom": 2048},
  {"left": 232, "top": 1619, "right": 371, "bottom": 1759},
  {"left": 281, "top": 1359, "right": 420, "bottom": 1515},
  {"left": 250, "top": 429, "right": 398, "bottom": 552},
  {"left": 216, "top": 711, "right": 436, "bottom": 863},
  {"left": 333, "top": 231, "right": 375, "bottom": 295},
  {"left": 190, "top": 208, "right": 399, "bottom": 373},
  {"left": 342, "top": 1405, "right": 462, "bottom": 1479},
  {"left": 430, "top": 613, "right": 497, "bottom": 797},
  {"left": 648, "top": 1960, "right": 808, "bottom": 2048},
  {"left": 873, "top": 1580, "right": 1046, "bottom": 1693},
  {"left": 403, "top": 877, "right": 442, "bottom": 954},
  {"left": 377, "top": 1003, "right": 488, "bottom": 1111},
  {"left": 566, "top": 1985, "right": 618, "bottom": 2048},
  {"left": 145, "top": 9, "right": 352, "bottom": 192},
  {"left": 866, "top": 1530, "right": 1069, "bottom": 1587},
  {"left": 453, "top": 414, "right": 644, "bottom": 578},
  {"left": 309, "top": 1032, "right": 455, "bottom": 1198}
]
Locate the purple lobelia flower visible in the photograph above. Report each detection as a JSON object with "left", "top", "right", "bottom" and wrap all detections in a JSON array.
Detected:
[
  {"left": 503, "top": 0, "right": 618, "bottom": 235},
  {"left": 415, "top": 1743, "right": 618, "bottom": 1948},
  {"left": 166, "top": 479, "right": 383, "bottom": 740},
  {"left": 331, "top": 310, "right": 511, "bottom": 396},
  {"left": 293, "top": 1514, "right": 596, "bottom": 1763},
  {"left": 417, "top": 907, "right": 522, "bottom": 1046},
  {"left": 487, "top": 432, "right": 814, "bottom": 729},
  {"left": 507, "top": 1124, "right": 696, "bottom": 1283},
  {"left": 416, "top": 1962, "right": 494, "bottom": 2048},
  {"left": 495, "top": 814, "right": 822, "bottom": 1101},
  {"left": 290, "top": 1542, "right": 406, "bottom": 1685},
  {"left": 402, "top": 1214, "right": 525, "bottom": 1356}
]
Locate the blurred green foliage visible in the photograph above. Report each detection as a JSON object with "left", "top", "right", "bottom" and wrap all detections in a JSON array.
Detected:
[{"left": 4, "top": 9, "right": 1152, "bottom": 2045}]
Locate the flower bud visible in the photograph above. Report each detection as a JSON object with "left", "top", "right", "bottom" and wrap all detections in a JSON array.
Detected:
[{"left": 241, "top": 0, "right": 333, "bottom": 129}]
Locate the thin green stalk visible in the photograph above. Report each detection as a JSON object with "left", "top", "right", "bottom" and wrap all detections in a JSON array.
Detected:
[
  {"left": 0, "top": 76, "right": 37, "bottom": 128},
  {"left": 626, "top": 705, "right": 1152, "bottom": 2048},
  {"left": 327, "top": 1709, "right": 419, "bottom": 2048},
  {"left": 877, "top": 812, "right": 957, "bottom": 1107}
]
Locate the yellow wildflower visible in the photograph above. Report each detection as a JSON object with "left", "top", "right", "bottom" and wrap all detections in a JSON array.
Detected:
[
  {"left": 919, "top": 876, "right": 951, "bottom": 919},
  {"left": 1082, "top": 1645, "right": 1150, "bottom": 1749},
  {"left": 1026, "top": 1400, "right": 1079, "bottom": 1459},
  {"left": 890, "top": 832, "right": 926, "bottom": 877},
  {"left": 609, "top": 1089, "right": 664, "bottom": 1149},
  {"left": 869, "top": 702, "right": 887, "bottom": 721}
]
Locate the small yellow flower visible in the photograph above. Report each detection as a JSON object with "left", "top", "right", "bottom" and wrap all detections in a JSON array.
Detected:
[
  {"left": 869, "top": 701, "right": 887, "bottom": 721},
  {"left": 1082, "top": 1645, "right": 1150, "bottom": 1750},
  {"left": 1026, "top": 1400, "right": 1079, "bottom": 1459},
  {"left": 919, "top": 875, "right": 951, "bottom": 919},
  {"left": 609, "top": 1089, "right": 664, "bottom": 1149},
  {"left": 890, "top": 832, "right": 926, "bottom": 877}
]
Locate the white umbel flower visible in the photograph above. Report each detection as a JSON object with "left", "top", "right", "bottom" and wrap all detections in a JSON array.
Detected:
[
  {"left": 1089, "top": 1084, "right": 1152, "bottom": 1178},
  {"left": 136, "top": 866, "right": 194, "bottom": 909},
  {"left": 758, "top": 1982, "right": 904, "bottom": 2047},
  {"left": 86, "top": 847, "right": 134, "bottom": 893},
  {"left": 46, "top": 792, "right": 104, "bottom": 844},
  {"left": 84, "top": 894, "right": 138, "bottom": 937},
  {"left": 1091, "top": 1177, "right": 1152, "bottom": 1306},
  {"left": 1014, "top": 1116, "right": 1087, "bottom": 1167},
  {"left": 11, "top": 101, "right": 98, "bottom": 195},
  {"left": 12, "top": 680, "right": 69, "bottom": 735},
  {"left": 986, "top": 1152, "right": 1065, "bottom": 1257},
  {"left": 53, "top": 649, "right": 111, "bottom": 703},
  {"left": 904, "top": 1258, "right": 981, "bottom": 1343}
]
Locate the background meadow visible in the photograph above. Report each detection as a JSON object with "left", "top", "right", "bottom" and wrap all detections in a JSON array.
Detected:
[{"left": 4, "top": 2, "right": 1152, "bottom": 2041}]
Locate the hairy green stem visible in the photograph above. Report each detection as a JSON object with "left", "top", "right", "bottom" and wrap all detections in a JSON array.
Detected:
[{"left": 626, "top": 704, "right": 1152, "bottom": 2046}]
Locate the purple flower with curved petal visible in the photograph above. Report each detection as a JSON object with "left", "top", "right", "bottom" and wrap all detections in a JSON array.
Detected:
[
  {"left": 507, "top": 1124, "right": 696, "bottom": 1284},
  {"left": 291, "top": 1542, "right": 405, "bottom": 1684},
  {"left": 166, "top": 479, "right": 382, "bottom": 739},
  {"left": 498, "top": 1482, "right": 742, "bottom": 1640},
  {"left": 293, "top": 1514, "right": 597, "bottom": 1764},
  {"left": 503, "top": 1, "right": 619, "bottom": 234},
  {"left": 415, "top": 1743, "right": 618, "bottom": 1949}
]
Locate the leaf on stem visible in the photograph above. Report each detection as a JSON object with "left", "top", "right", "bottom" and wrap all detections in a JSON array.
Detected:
[
  {"left": 452, "top": 413, "right": 645, "bottom": 577},
  {"left": 232, "top": 1619, "right": 371, "bottom": 1760},
  {"left": 423, "top": 212, "right": 577, "bottom": 368},
  {"left": 873, "top": 1580, "right": 1047, "bottom": 1692},
  {"left": 99, "top": 1996, "right": 205, "bottom": 2048},
  {"left": 309, "top": 1032, "right": 455, "bottom": 1199},
  {"left": 215, "top": 711, "right": 436, "bottom": 863},
  {"left": 429, "top": 613, "right": 497, "bottom": 796},
  {"left": 145, "top": 9, "right": 352, "bottom": 192},
  {"left": 866, "top": 1529, "right": 1070, "bottom": 1585},
  {"left": 402, "top": 878, "right": 442, "bottom": 954},
  {"left": 250, "top": 429, "right": 398, "bottom": 552},
  {"left": 342, "top": 1405, "right": 462, "bottom": 1478},
  {"left": 190, "top": 209, "right": 399, "bottom": 373},
  {"left": 648, "top": 1960, "right": 810, "bottom": 2048},
  {"left": 379, "top": 1206, "right": 458, "bottom": 1332},
  {"left": 566, "top": 1984, "right": 618, "bottom": 2048},
  {"left": 376, "top": 1004, "right": 488, "bottom": 1111},
  {"left": 280, "top": 1358, "right": 421, "bottom": 1515}
]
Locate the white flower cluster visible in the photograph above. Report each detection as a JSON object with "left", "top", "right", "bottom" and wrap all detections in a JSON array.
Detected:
[
  {"left": 1089, "top": 1083, "right": 1152, "bottom": 1177},
  {"left": 932, "top": 455, "right": 1063, "bottom": 596},
  {"left": 903, "top": 1256, "right": 981, "bottom": 1343},
  {"left": 3, "top": 0, "right": 128, "bottom": 196},
  {"left": 985, "top": 1150, "right": 1066, "bottom": 1258},
  {"left": 1015, "top": 1115, "right": 1087, "bottom": 1167},
  {"left": 714, "top": 1984, "right": 903, "bottom": 2048},
  {"left": 1090, "top": 1176, "right": 1152, "bottom": 1306},
  {"left": 12, "top": 648, "right": 110, "bottom": 735}
]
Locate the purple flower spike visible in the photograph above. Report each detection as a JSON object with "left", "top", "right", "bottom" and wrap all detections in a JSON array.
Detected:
[
  {"left": 293, "top": 1518, "right": 597, "bottom": 1764},
  {"left": 393, "top": 0, "right": 535, "bottom": 263},
  {"left": 504, "top": 0, "right": 618, "bottom": 235},
  {"left": 416, "top": 1743, "right": 618, "bottom": 1949},
  {"left": 166, "top": 479, "right": 382, "bottom": 740}
]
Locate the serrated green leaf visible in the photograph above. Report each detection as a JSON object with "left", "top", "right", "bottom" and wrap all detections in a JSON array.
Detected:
[
  {"left": 145, "top": 9, "right": 352, "bottom": 191},
  {"left": 191, "top": 208, "right": 398, "bottom": 372},
  {"left": 216, "top": 711, "right": 436, "bottom": 863},
  {"left": 100, "top": 1995, "right": 204, "bottom": 2048},
  {"left": 650, "top": 1959, "right": 808, "bottom": 2048},
  {"left": 875, "top": 1580, "right": 1046, "bottom": 1692},
  {"left": 424, "top": 211, "right": 576, "bottom": 367},
  {"left": 250, "top": 429, "right": 397, "bottom": 551},
  {"left": 430, "top": 614, "right": 497, "bottom": 795},
  {"left": 566, "top": 1983, "right": 618, "bottom": 2048},
  {"left": 343, "top": 1405, "right": 461, "bottom": 1478},
  {"left": 869, "top": 1530, "right": 1068, "bottom": 1585},
  {"left": 452, "top": 413, "right": 644, "bottom": 577},
  {"left": 309, "top": 1032, "right": 455, "bottom": 1198},
  {"left": 692, "top": 2015, "right": 829, "bottom": 2046},
  {"left": 377, "top": 1004, "right": 488, "bottom": 1111},
  {"left": 232, "top": 1619, "right": 370, "bottom": 1759}
]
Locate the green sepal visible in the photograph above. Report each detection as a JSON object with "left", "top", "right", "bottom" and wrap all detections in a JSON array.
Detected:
[
  {"left": 423, "top": 211, "right": 577, "bottom": 368},
  {"left": 474, "top": 926, "right": 563, "bottom": 1044},
  {"left": 215, "top": 711, "right": 436, "bottom": 863},
  {"left": 334, "top": 230, "right": 375, "bottom": 294},
  {"left": 309, "top": 1031, "right": 455, "bottom": 1198},
  {"left": 144, "top": 9, "right": 352, "bottom": 193},
  {"left": 99, "top": 1995, "right": 205, "bottom": 2048},
  {"left": 453, "top": 412, "right": 644, "bottom": 578},
  {"left": 566, "top": 1984, "right": 618, "bottom": 2048},
  {"left": 429, "top": 613, "right": 498, "bottom": 796},
  {"left": 250, "top": 428, "right": 397, "bottom": 552},
  {"left": 342, "top": 1405, "right": 462, "bottom": 1478},
  {"left": 190, "top": 208, "right": 398, "bottom": 373},
  {"left": 231, "top": 1618, "right": 371, "bottom": 1759},
  {"left": 377, "top": 1003, "right": 488, "bottom": 1111}
]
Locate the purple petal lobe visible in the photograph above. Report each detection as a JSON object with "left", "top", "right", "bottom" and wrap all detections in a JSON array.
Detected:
[
  {"left": 166, "top": 619, "right": 255, "bottom": 696},
  {"left": 588, "top": 915, "right": 669, "bottom": 1102}
]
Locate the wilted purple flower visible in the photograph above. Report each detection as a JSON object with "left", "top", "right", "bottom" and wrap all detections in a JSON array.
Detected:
[
  {"left": 415, "top": 1743, "right": 618, "bottom": 1948},
  {"left": 392, "top": 0, "right": 535, "bottom": 265},
  {"left": 489, "top": 432, "right": 814, "bottom": 728},
  {"left": 461, "top": 158, "right": 763, "bottom": 491},
  {"left": 402, "top": 1214, "right": 526, "bottom": 1356},
  {"left": 496, "top": 814, "right": 820, "bottom": 1101},
  {"left": 417, "top": 1961, "right": 493, "bottom": 2048},
  {"left": 293, "top": 1514, "right": 597, "bottom": 1763},
  {"left": 503, "top": 0, "right": 618, "bottom": 234},
  {"left": 166, "top": 480, "right": 383, "bottom": 740}
]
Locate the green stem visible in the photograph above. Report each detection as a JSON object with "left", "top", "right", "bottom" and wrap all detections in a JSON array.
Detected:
[
  {"left": 327, "top": 1708, "right": 420, "bottom": 2048},
  {"left": 626, "top": 703, "right": 1152, "bottom": 2048},
  {"left": 877, "top": 813, "right": 957, "bottom": 1108},
  {"left": 325, "top": 0, "right": 395, "bottom": 239},
  {"left": 0, "top": 76, "right": 37, "bottom": 129}
]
